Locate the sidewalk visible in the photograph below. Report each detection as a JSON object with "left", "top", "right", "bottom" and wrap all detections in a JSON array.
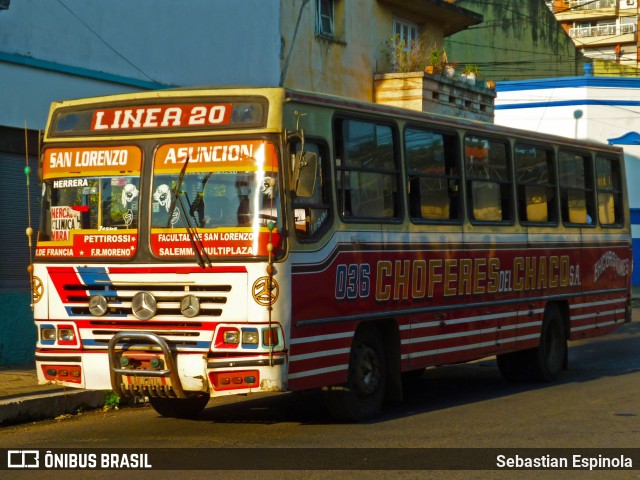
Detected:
[
  {"left": 0, "top": 367, "right": 111, "bottom": 426},
  {"left": 2, "top": 288, "right": 639, "bottom": 426}
]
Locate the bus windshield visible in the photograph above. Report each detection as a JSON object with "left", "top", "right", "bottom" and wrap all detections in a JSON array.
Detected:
[
  {"left": 35, "top": 140, "right": 282, "bottom": 260},
  {"left": 152, "top": 172, "right": 278, "bottom": 229},
  {"left": 36, "top": 146, "right": 141, "bottom": 259},
  {"left": 150, "top": 139, "right": 282, "bottom": 259},
  {"left": 41, "top": 175, "right": 140, "bottom": 236}
]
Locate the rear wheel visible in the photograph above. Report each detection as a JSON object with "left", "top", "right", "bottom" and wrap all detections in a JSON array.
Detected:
[
  {"left": 323, "top": 326, "right": 386, "bottom": 422},
  {"left": 531, "top": 304, "right": 566, "bottom": 382},
  {"left": 149, "top": 394, "right": 210, "bottom": 418},
  {"left": 497, "top": 304, "right": 566, "bottom": 383}
]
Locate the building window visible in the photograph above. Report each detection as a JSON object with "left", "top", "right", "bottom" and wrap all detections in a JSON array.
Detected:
[
  {"left": 393, "top": 17, "right": 420, "bottom": 50},
  {"left": 317, "top": 0, "right": 335, "bottom": 37}
]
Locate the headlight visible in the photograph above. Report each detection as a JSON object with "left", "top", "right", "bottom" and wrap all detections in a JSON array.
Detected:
[
  {"left": 242, "top": 329, "right": 259, "bottom": 345},
  {"left": 41, "top": 327, "right": 56, "bottom": 342},
  {"left": 223, "top": 330, "right": 240, "bottom": 344},
  {"left": 58, "top": 328, "right": 75, "bottom": 342}
]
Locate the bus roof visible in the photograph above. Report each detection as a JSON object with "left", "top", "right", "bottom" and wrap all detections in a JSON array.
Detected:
[{"left": 43, "top": 85, "right": 624, "bottom": 155}]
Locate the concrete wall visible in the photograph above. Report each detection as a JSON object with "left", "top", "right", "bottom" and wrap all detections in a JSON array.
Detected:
[
  {"left": 0, "top": 62, "right": 144, "bottom": 131},
  {"left": 445, "top": 0, "right": 584, "bottom": 82},
  {"left": 281, "top": 0, "right": 387, "bottom": 102}
]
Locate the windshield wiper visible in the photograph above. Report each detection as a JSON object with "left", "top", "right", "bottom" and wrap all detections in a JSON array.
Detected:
[
  {"left": 176, "top": 192, "right": 211, "bottom": 269},
  {"left": 168, "top": 158, "right": 211, "bottom": 269},
  {"left": 166, "top": 158, "right": 189, "bottom": 229}
]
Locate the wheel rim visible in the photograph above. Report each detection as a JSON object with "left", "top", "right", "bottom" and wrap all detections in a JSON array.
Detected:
[{"left": 352, "top": 344, "right": 381, "bottom": 397}]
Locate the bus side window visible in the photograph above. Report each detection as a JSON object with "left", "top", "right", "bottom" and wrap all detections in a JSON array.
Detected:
[
  {"left": 334, "top": 118, "right": 401, "bottom": 220},
  {"left": 405, "top": 127, "right": 461, "bottom": 223},
  {"left": 292, "top": 142, "right": 332, "bottom": 239},
  {"left": 558, "top": 150, "right": 595, "bottom": 226},
  {"left": 464, "top": 135, "right": 512, "bottom": 223},
  {"left": 515, "top": 144, "right": 557, "bottom": 225},
  {"left": 596, "top": 155, "right": 624, "bottom": 226}
]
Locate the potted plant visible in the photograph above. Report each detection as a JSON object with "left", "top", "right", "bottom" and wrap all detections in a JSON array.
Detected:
[
  {"left": 424, "top": 47, "right": 446, "bottom": 75},
  {"left": 442, "top": 51, "right": 457, "bottom": 78},
  {"left": 462, "top": 64, "right": 480, "bottom": 83}
]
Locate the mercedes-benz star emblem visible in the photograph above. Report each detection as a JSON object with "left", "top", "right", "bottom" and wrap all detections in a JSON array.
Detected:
[
  {"left": 131, "top": 291, "right": 157, "bottom": 320},
  {"left": 180, "top": 294, "right": 200, "bottom": 318}
]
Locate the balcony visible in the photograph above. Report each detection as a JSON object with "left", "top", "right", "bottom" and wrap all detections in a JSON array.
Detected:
[
  {"left": 570, "top": 0, "right": 617, "bottom": 10},
  {"left": 555, "top": 0, "right": 618, "bottom": 21},
  {"left": 569, "top": 23, "right": 637, "bottom": 45}
]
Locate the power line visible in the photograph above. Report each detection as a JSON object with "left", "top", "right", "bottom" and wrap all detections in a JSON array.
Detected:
[
  {"left": 55, "top": 0, "right": 158, "bottom": 83},
  {"left": 446, "top": 39, "right": 581, "bottom": 61}
]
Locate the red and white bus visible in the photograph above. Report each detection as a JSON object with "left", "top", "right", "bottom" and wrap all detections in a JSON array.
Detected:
[{"left": 32, "top": 87, "right": 632, "bottom": 420}]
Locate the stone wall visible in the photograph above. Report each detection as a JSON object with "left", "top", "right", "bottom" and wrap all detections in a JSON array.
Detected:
[{"left": 373, "top": 71, "right": 496, "bottom": 123}]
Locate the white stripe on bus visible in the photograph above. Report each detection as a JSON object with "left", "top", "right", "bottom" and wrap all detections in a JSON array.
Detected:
[
  {"left": 288, "top": 364, "right": 347, "bottom": 380},
  {"left": 289, "top": 347, "right": 350, "bottom": 362}
]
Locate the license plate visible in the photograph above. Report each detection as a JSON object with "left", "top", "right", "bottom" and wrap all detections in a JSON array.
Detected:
[{"left": 123, "top": 374, "right": 170, "bottom": 387}]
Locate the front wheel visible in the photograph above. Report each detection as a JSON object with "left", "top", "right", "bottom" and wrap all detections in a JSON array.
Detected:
[
  {"left": 323, "top": 326, "right": 386, "bottom": 422},
  {"left": 149, "top": 394, "right": 210, "bottom": 418}
]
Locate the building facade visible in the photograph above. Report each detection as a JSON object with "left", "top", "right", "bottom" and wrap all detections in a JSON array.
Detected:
[{"left": 548, "top": 0, "right": 639, "bottom": 68}]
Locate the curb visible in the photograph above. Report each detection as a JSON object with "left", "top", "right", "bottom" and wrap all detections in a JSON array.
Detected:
[{"left": 0, "top": 390, "right": 108, "bottom": 426}]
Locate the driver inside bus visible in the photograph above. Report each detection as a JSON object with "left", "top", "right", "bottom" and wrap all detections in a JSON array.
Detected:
[{"left": 202, "top": 180, "right": 236, "bottom": 227}]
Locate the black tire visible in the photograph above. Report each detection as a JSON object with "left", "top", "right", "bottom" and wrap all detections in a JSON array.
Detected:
[
  {"left": 323, "top": 326, "right": 386, "bottom": 422},
  {"left": 149, "top": 394, "right": 210, "bottom": 418},
  {"left": 531, "top": 304, "right": 567, "bottom": 382},
  {"left": 497, "top": 304, "right": 566, "bottom": 383}
]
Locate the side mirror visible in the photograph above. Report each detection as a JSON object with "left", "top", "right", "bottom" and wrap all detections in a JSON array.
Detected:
[{"left": 292, "top": 151, "right": 317, "bottom": 198}]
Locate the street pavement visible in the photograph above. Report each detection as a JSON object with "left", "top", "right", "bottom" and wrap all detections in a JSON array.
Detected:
[{"left": 2, "top": 288, "right": 639, "bottom": 426}]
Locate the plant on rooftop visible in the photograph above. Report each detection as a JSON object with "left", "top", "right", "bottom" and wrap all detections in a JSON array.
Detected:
[
  {"left": 463, "top": 64, "right": 480, "bottom": 75},
  {"left": 461, "top": 64, "right": 480, "bottom": 83},
  {"left": 424, "top": 46, "right": 447, "bottom": 75},
  {"left": 381, "top": 34, "right": 427, "bottom": 73}
]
